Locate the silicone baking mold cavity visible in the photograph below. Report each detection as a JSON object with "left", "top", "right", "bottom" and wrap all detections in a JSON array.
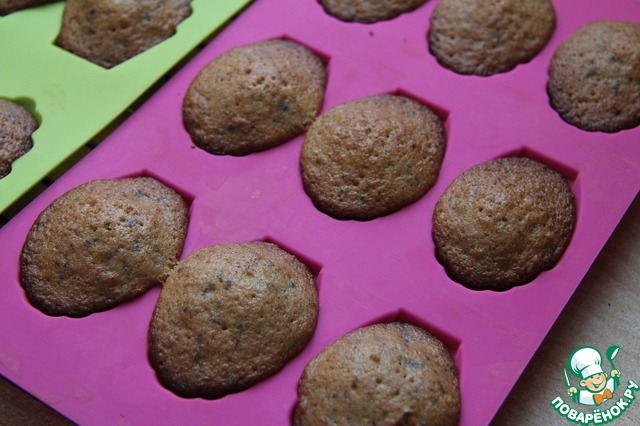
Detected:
[
  {"left": 0, "top": 0, "right": 252, "bottom": 213},
  {"left": 1, "top": 0, "right": 639, "bottom": 425}
]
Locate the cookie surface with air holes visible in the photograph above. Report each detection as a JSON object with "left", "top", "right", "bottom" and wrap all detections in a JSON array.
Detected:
[
  {"left": 0, "top": 98, "right": 38, "bottom": 179},
  {"left": 20, "top": 177, "right": 189, "bottom": 317},
  {"left": 148, "top": 242, "right": 319, "bottom": 399},
  {"left": 432, "top": 157, "right": 575, "bottom": 291},
  {"left": 183, "top": 39, "right": 327, "bottom": 156},
  {"left": 55, "top": 0, "right": 192, "bottom": 68},
  {"left": 293, "top": 322, "right": 461, "bottom": 426},
  {"left": 300, "top": 94, "right": 445, "bottom": 220}
]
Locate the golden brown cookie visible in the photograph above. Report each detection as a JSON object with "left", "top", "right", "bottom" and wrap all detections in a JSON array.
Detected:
[
  {"left": 293, "top": 322, "right": 460, "bottom": 426},
  {"left": 0, "top": 99, "right": 38, "bottom": 179},
  {"left": 0, "top": 0, "right": 54, "bottom": 15},
  {"left": 548, "top": 21, "right": 640, "bottom": 133},
  {"left": 21, "top": 177, "right": 189, "bottom": 317},
  {"left": 55, "top": 0, "right": 192, "bottom": 69},
  {"left": 428, "top": 0, "right": 556, "bottom": 76},
  {"left": 319, "top": 0, "right": 427, "bottom": 23},
  {"left": 433, "top": 157, "right": 575, "bottom": 291},
  {"left": 183, "top": 40, "right": 326, "bottom": 156},
  {"left": 301, "top": 94, "right": 445, "bottom": 220},
  {"left": 148, "top": 242, "right": 319, "bottom": 399}
]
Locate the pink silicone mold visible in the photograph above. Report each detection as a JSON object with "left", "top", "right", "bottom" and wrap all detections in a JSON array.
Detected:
[{"left": 1, "top": 0, "right": 639, "bottom": 425}]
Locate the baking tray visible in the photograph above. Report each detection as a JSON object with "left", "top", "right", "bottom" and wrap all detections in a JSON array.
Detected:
[
  {"left": 1, "top": 0, "right": 639, "bottom": 424},
  {"left": 0, "top": 0, "right": 253, "bottom": 214}
]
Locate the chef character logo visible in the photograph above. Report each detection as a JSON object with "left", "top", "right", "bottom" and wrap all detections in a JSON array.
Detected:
[
  {"left": 551, "top": 345, "right": 638, "bottom": 424},
  {"left": 565, "top": 346, "right": 621, "bottom": 406}
]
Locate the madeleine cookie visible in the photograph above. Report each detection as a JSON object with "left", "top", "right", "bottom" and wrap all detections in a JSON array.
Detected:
[
  {"left": 183, "top": 40, "right": 326, "bottom": 156},
  {"left": 294, "top": 323, "right": 460, "bottom": 426},
  {"left": 429, "top": 0, "right": 556, "bottom": 76},
  {"left": 21, "top": 177, "right": 189, "bottom": 317},
  {"left": 548, "top": 21, "right": 640, "bottom": 133},
  {"left": 0, "top": 99, "right": 38, "bottom": 179},
  {"left": 149, "top": 242, "right": 319, "bottom": 399},
  {"left": 319, "top": 0, "right": 427, "bottom": 23},
  {"left": 301, "top": 94, "right": 445, "bottom": 220},
  {"left": 55, "top": 0, "right": 192, "bottom": 68},
  {"left": 433, "top": 157, "right": 575, "bottom": 291},
  {"left": 0, "top": 0, "right": 54, "bottom": 15}
]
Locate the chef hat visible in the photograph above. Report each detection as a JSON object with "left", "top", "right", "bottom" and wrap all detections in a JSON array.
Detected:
[{"left": 569, "top": 347, "right": 604, "bottom": 379}]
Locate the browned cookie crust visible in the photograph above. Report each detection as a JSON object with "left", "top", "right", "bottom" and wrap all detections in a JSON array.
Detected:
[
  {"left": 0, "top": 99, "right": 38, "bottom": 179},
  {"left": 55, "top": 0, "right": 192, "bottom": 69},
  {"left": 433, "top": 157, "right": 575, "bottom": 291},
  {"left": 319, "top": 0, "right": 427, "bottom": 23},
  {"left": 293, "top": 322, "right": 460, "bottom": 426},
  {"left": 0, "top": 0, "right": 54, "bottom": 15},
  {"left": 183, "top": 40, "right": 326, "bottom": 156},
  {"left": 301, "top": 94, "right": 445, "bottom": 220},
  {"left": 21, "top": 177, "right": 189, "bottom": 317},
  {"left": 428, "top": 0, "right": 556, "bottom": 76},
  {"left": 149, "top": 242, "right": 319, "bottom": 399},
  {"left": 548, "top": 21, "right": 640, "bottom": 133}
]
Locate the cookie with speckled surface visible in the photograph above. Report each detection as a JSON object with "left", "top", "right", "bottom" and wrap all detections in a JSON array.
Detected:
[
  {"left": 428, "top": 0, "right": 556, "bottom": 76},
  {"left": 183, "top": 40, "right": 326, "bottom": 156},
  {"left": 21, "top": 177, "right": 189, "bottom": 317},
  {"left": 0, "top": 99, "right": 38, "bottom": 179},
  {"left": 149, "top": 242, "right": 319, "bottom": 399},
  {"left": 548, "top": 21, "right": 640, "bottom": 133},
  {"left": 55, "top": 0, "right": 192, "bottom": 69},
  {"left": 319, "top": 0, "right": 427, "bottom": 23},
  {"left": 293, "top": 322, "right": 460, "bottom": 426},
  {"left": 433, "top": 157, "right": 575, "bottom": 291},
  {"left": 301, "top": 94, "right": 445, "bottom": 220},
  {"left": 0, "top": 0, "right": 54, "bottom": 15}
]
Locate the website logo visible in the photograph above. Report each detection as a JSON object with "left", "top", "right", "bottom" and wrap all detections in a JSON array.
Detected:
[{"left": 550, "top": 345, "right": 638, "bottom": 424}]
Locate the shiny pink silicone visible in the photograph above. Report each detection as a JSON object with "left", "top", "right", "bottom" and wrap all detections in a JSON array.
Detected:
[{"left": 1, "top": 0, "right": 639, "bottom": 425}]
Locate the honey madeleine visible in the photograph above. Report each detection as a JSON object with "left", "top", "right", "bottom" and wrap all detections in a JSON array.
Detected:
[
  {"left": 294, "top": 323, "right": 460, "bottom": 426},
  {"left": 429, "top": 0, "right": 556, "bottom": 76},
  {"left": 433, "top": 157, "right": 575, "bottom": 291},
  {"left": 55, "top": 0, "right": 192, "bottom": 69},
  {"left": 301, "top": 94, "right": 445, "bottom": 220},
  {"left": 20, "top": 177, "right": 189, "bottom": 317},
  {"left": 183, "top": 39, "right": 326, "bottom": 156},
  {"left": 149, "top": 242, "right": 319, "bottom": 399},
  {"left": 0, "top": 98, "right": 38, "bottom": 179},
  {"left": 548, "top": 20, "right": 640, "bottom": 133},
  {"left": 0, "top": 0, "right": 54, "bottom": 16},
  {"left": 319, "top": 0, "right": 427, "bottom": 23}
]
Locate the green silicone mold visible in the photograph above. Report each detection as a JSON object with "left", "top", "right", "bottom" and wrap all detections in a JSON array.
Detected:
[{"left": 0, "top": 0, "right": 252, "bottom": 214}]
